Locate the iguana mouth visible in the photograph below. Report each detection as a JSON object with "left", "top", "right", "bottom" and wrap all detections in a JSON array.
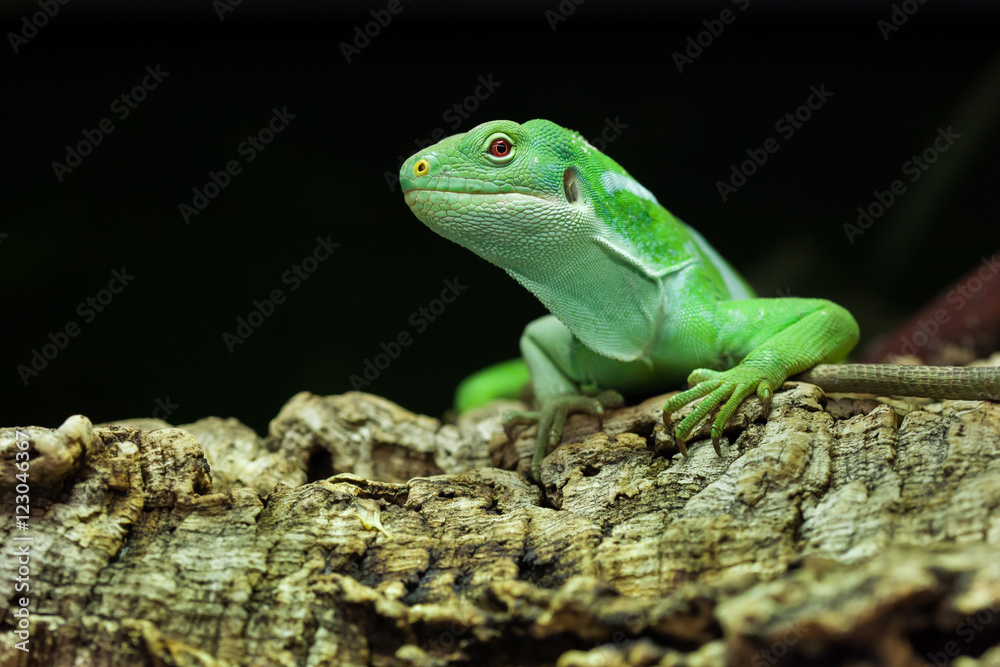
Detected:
[{"left": 402, "top": 189, "right": 548, "bottom": 208}]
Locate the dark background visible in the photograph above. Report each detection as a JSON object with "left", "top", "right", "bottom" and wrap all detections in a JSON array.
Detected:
[{"left": 4, "top": 1, "right": 1000, "bottom": 433}]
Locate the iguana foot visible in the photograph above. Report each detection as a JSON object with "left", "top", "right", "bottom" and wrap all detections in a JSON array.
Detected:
[
  {"left": 662, "top": 366, "right": 778, "bottom": 456},
  {"left": 503, "top": 390, "right": 623, "bottom": 481}
]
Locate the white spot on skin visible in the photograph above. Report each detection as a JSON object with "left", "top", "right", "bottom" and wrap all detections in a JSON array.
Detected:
[
  {"left": 601, "top": 172, "right": 659, "bottom": 204},
  {"left": 534, "top": 157, "right": 539, "bottom": 163}
]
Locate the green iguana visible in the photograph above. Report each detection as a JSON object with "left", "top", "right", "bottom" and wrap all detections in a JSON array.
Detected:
[{"left": 399, "top": 119, "right": 1000, "bottom": 480}]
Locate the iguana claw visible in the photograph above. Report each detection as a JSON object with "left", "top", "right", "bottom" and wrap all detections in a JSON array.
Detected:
[
  {"left": 503, "top": 391, "right": 621, "bottom": 481},
  {"left": 662, "top": 365, "right": 781, "bottom": 457},
  {"left": 503, "top": 412, "right": 540, "bottom": 442}
]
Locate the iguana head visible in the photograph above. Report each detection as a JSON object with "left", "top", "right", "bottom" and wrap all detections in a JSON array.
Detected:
[
  {"left": 400, "top": 119, "right": 661, "bottom": 272},
  {"left": 399, "top": 119, "right": 725, "bottom": 362}
]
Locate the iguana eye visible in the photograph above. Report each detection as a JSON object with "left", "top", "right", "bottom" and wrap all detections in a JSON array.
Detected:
[
  {"left": 486, "top": 135, "right": 514, "bottom": 162},
  {"left": 489, "top": 138, "right": 511, "bottom": 157}
]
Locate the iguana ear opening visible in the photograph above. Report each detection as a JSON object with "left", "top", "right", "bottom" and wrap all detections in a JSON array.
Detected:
[{"left": 563, "top": 167, "right": 580, "bottom": 204}]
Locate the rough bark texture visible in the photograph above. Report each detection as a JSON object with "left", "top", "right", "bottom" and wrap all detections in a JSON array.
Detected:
[{"left": 2, "top": 366, "right": 1000, "bottom": 667}]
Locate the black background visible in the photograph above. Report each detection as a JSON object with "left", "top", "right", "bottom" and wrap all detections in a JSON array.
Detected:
[{"left": 5, "top": 1, "right": 1000, "bottom": 433}]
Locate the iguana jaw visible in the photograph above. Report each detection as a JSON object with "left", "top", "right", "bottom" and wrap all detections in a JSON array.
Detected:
[
  {"left": 401, "top": 183, "right": 586, "bottom": 277},
  {"left": 402, "top": 188, "right": 549, "bottom": 210},
  {"left": 402, "top": 187, "right": 568, "bottom": 241}
]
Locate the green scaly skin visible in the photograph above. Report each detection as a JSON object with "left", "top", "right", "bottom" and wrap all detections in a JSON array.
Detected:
[{"left": 399, "top": 119, "right": 1000, "bottom": 481}]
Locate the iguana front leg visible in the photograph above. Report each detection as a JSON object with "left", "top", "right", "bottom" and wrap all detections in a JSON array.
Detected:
[
  {"left": 503, "top": 396, "right": 608, "bottom": 482},
  {"left": 662, "top": 298, "right": 859, "bottom": 454},
  {"left": 501, "top": 315, "right": 625, "bottom": 480}
]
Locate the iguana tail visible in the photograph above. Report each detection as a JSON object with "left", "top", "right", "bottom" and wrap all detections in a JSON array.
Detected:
[
  {"left": 455, "top": 358, "right": 531, "bottom": 413},
  {"left": 796, "top": 364, "right": 1000, "bottom": 400}
]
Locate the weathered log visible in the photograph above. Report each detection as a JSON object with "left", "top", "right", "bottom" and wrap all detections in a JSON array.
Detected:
[{"left": 2, "top": 366, "right": 999, "bottom": 666}]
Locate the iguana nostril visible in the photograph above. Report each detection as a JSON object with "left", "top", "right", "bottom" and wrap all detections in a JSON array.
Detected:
[{"left": 414, "top": 159, "right": 430, "bottom": 177}]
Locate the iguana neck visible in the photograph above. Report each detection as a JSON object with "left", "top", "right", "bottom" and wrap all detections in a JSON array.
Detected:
[{"left": 497, "top": 218, "right": 694, "bottom": 363}]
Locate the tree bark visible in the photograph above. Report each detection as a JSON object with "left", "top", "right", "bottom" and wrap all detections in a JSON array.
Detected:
[{"left": 2, "top": 371, "right": 1000, "bottom": 666}]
